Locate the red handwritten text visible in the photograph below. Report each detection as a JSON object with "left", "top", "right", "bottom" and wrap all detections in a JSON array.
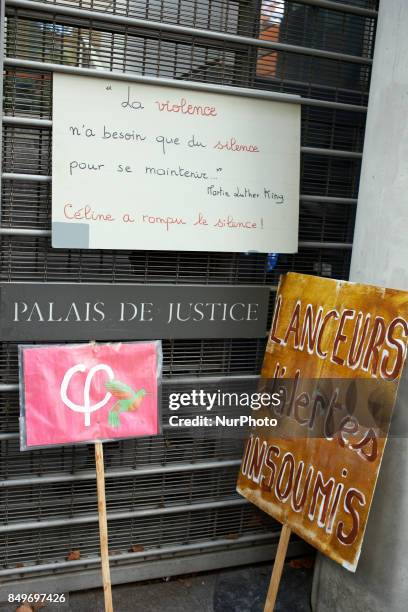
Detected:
[
  {"left": 64, "top": 203, "right": 115, "bottom": 222},
  {"left": 193, "top": 212, "right": 209, "bottom": 226},
  {"left": 214, "top": 138, "right": 259, "bottom": 153},
  {"left": 213, "top": 215, "right": 262, "bottom": 230},
  {"left": 142, "top": 214, "right": 187, "bottom": 232},
  {"left": 155, "top": 98, "right": 217, "bottom": 117}
]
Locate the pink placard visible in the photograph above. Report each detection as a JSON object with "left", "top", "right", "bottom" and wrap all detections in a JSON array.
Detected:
[{"left": 19, "top": 341, "right": 161, "bottom": 448}]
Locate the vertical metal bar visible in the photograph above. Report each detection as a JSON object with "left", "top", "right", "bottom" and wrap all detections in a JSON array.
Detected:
[{"left": 0, "top": 0, "right": 6, "bottom": 220}]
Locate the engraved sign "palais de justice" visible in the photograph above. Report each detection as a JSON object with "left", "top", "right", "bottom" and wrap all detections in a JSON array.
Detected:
[{"left": 0, "top": 283, "right": 270, "bottom": 341}]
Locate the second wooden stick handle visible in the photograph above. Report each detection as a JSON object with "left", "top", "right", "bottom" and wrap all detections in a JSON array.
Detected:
[{"left": 264, "top": 523, "right": 292, "bottom": 612}]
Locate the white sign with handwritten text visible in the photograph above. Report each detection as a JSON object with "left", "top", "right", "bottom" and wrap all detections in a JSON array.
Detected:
[{"left": 52, "top": 74, "right": 300, "bottom": 252}]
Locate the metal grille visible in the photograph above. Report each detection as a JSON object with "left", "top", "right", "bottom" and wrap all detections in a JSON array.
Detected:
[{"left": 0, "top": 0, "right": 378, "bottom": 594}]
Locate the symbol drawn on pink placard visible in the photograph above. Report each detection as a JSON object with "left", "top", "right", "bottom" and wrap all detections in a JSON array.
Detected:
[{"left": 60, "top": 363, "right": 114, "bottom": 426}]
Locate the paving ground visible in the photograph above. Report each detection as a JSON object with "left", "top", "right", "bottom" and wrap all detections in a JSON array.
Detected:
[{"left": 5, "top": 559, "right": 313, "bottom": 612}]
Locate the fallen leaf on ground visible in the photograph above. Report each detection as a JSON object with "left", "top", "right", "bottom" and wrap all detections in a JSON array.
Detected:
[
  {"left": 129, "top": 544, "right": 144, "bottom": 553},
  {"left": 67, "top": 550, "right": 81, "bottom": 561}
]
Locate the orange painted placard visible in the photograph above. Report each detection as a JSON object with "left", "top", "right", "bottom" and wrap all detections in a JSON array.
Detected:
[{"left": 237, "top": 273, "right": 408, "bottom": 571}]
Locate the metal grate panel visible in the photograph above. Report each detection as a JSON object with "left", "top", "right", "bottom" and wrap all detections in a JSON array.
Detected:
[{"left": 0, "top": 504, "right": 275, "bottom": 569}]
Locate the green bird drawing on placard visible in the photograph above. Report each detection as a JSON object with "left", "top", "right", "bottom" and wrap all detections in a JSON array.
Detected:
[{"left": 105, "top": 379, "right": 149, "bottom": 428}]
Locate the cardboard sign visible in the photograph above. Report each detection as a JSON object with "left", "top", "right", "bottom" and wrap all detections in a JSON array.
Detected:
[
  {"left": 0, "top": 283, "right": 270, "bottom": 341},
  {"left": 237, "top": 273, "right": 408, "bottom": 571},
  {"left": 52, "top": 73, "right": 300, "bottom": 253},
  {"left": 19, "top": 341, "right": 161, "bottom": 448}
]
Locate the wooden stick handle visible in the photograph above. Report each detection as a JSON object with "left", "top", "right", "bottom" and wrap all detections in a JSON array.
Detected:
[
  {"left": 264, "top": 523, "right": 292, "bottom": 612},
  {"left": 95, "top": 441, "right": 114, "bottom": 612}
]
